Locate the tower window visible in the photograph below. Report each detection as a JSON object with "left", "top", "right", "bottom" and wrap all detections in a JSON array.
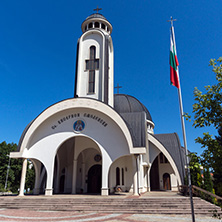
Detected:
[
  {"left": 88, "top": 23, "right": 93, "bottom": 29},
  {"left": 85, "top": 25, "right": 87, "bottom": 31},
  {"left": 101, "top": 23, "right": 105, "bottom": 30},
  {"left": 95, "top": 22, "right": 99, "bottom": 28},
  {"left": 85, "top": 46, "right": 99, "bottom": 93}
]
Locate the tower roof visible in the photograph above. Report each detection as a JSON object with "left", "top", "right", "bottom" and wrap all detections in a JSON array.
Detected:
[
  {"left": 85, "top": 13, "right": 107, "bottom": 21},
  {"left": 81, "top": 13, "right": 112, "bottom": 34}
]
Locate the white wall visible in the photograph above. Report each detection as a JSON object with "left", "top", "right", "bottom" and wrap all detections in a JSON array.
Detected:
[{"left": 109, "top": 155, "right": 133, "bottom": 193}]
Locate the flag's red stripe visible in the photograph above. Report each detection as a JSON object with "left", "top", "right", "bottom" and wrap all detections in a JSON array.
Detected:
[
  {"left": 170, "top": 66, "right": 180, "bottom": 88},
  {"left": 174, "top": 55, "right": 179, "bottom": 67}
]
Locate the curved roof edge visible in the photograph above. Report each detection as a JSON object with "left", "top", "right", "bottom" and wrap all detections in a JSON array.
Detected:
[
  {"left": 16, "top": 97, "right": 139, "bottom": 154},
  {"left": 154, "top": 133, "right": 185, "bottom": 184}
]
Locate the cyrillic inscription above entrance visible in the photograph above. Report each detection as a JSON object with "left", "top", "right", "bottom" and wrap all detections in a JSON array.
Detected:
[{"left": 51, "top": 112, "right": 108, "bottom": 130}]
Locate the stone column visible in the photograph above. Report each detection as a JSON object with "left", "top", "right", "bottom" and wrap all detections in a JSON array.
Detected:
[
  {"left": 101, "top": 155, "right": 111, "bottom": 196},
  {"left": 54, "top": 155, "right": 60, "bottom": 194},
  {"left": 147, "top": 164, "right": 151, "bottom": 192},
  {"left": 19, "top": 158, "right": 28, "bottom": 196},
  {"left": 139, "top": 154, "right": 144, "bottom": 193},
  {"left": 133, "top": 155, "right": 139, "bottom": 196},
  {"left": 45, "top": 158, "right": 55, "bottom": 196},
  {"left": 33, "top": 161, "right": 41, "bottom": 195},
  {"left": 81, "top": 162, "right": 85, "bottom": 192},
  {"left": 72, "top": 159, "right": 77, "bottom": 194}
]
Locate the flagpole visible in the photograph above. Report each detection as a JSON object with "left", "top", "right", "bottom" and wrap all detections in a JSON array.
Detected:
[
  {"left": 168, "top": 17, "right": 195, "bottom": 222},
  {"left": 177, "top": 74, "right": 195, "bottom": 222}
]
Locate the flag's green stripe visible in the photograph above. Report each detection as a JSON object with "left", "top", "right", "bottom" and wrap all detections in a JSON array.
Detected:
[{"left": 170, "top": 51, "right": 177, "bottom": 70}]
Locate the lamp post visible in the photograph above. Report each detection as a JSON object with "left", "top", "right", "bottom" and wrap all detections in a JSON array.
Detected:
[{"left": 4, "top": 155, "right": 11, "bottom": 190}]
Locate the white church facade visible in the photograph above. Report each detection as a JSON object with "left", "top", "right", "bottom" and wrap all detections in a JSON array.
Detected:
[{"left": 10, "top": 12, "right": 185, "bottom": 196}]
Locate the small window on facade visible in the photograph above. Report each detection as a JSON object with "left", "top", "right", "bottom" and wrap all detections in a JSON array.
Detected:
[
  {"left": 101, "top": 23, "right": 105, "bottom": 30},
  {"left": 95, "top": 22, "right": 99, "bottom": 28},
  {"left": 107, "top": 27, "right": 109, "bottom": 32},
  {"left": 116, "top": 167, "right": 120, "bottom": 186},
  {"left": 88, "top": 23, "right": 93, "bottom": 29},
  {"left": 122, "top": 168, "right": 124, "bottom": 185}
]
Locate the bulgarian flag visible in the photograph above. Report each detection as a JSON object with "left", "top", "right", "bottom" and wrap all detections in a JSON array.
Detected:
[{"left": 170, "top": 26, "right": 180, "bottom": 88}]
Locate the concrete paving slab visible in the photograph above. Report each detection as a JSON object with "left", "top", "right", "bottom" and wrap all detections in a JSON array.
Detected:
[{"left": 0, "top": 208, "right": 221, "bottom": 222}]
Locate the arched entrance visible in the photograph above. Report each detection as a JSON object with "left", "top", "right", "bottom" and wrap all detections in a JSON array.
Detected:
[
  {"left": 87, "top": 164, "right": 102, "bottom": 193},
  {"left": 163, "top": 173, "right": 171, "bottom": 190},
  {"left": 150, "top": 156, "right": 159, "bottom": 191}
]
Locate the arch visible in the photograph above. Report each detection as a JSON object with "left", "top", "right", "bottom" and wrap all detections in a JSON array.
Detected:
[
  {"left": 76, "top": 147, "right": 102, "bottom": 194},
  {"left": 52, "top": 135, "right": 109, "bottom": 195},
  {"left": 95, "top": 22, "right": 99, "bottom": 28},
  {"left": 10, "top": 98, "right": 138, "bottom": 195},
  {"left": 108, "top": 154, "right": 132, "bottom": 193},
  {"left": 88, "top": 22, "right": 92, "bottom": 28},
  {"left": 31, "top": 158, "right": 47, "bottom": 195},
  {"left": 101, "top": 23, "right": 105, "bottom": 29},
  {"left": 148, "top": 134, "right": 182, "bottom": 185},
  {"left": 14, "top": 98, "right": 134, "bottom": 155}
]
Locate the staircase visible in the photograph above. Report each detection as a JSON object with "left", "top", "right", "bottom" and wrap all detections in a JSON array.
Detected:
[{"left": 0, "top": 194, "right": 221, "bottom": 216}]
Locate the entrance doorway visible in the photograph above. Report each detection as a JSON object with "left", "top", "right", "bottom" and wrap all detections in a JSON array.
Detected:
[
  {"left": 59, "top": 175, "right": 65, "bottom": 193},
  {"left": 87, "top": 165, "right": 102, "bottom": 194},
  {"left": 150, "top": 156, "right": 159, "bottom": 191},
  {"left": 163, "top": 173, "right": 171, "bottom": 190}
]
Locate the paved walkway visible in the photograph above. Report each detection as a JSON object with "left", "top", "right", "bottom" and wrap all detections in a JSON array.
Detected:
[{"left": 0, "top": 209, "right": 220, "bottom": 222}]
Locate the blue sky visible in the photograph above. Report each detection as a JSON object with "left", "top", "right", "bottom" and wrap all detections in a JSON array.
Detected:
[{"left": 0, "top": 1, "right": 221, "bottom": 155}]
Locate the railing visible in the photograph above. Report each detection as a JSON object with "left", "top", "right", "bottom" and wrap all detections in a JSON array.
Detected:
[{"left": 179, "top": 185, "right": 222, "bottom": 207}]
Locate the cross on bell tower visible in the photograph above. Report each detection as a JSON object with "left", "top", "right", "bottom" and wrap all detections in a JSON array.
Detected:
[
  {"left": 93, "top": 6, "right": 102, "bottom": 13},
  {"left": 85, "top": 46, "right": 99, "bottom": 93}
]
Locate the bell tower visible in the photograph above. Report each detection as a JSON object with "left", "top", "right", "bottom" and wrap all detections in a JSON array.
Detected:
[{"left": 74, "top": 9, "right": 114, "bottom": 107}]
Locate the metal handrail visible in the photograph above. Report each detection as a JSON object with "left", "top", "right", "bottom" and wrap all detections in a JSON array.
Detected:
[{"left": 179, "top": 185, "right": 222, "bottom": 206}]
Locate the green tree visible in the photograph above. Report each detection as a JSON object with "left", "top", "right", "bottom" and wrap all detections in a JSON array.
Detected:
[
  {"left": 188, "top": 152, "right": 202, "bottom": 187},
  {"left": 26, "top": 161, "right": 35, "bottom": 192},
  {"left": 192, "top": 57, "right": 222, "bottom": 196},
  {"left": 0, "top": 141, "right": 23, "bottom": 192},
  {"left": 202, "top": 167, "right": 213, "bottom": 193}
]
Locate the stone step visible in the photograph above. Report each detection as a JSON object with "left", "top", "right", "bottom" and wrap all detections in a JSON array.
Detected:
[
  {"left": 0, "top": 206, "right": 216, "bottom": 215},
  {"left": 0, "top": 202, "right": 216, "bottom": 208},
  {"left": 0, "top": 199, "right": 207, "bottom": 204},
  {"left": 0, "top": 196, "right": 220, "bottom": 216}
]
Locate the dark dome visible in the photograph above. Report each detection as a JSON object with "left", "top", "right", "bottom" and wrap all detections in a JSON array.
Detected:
[
  {"left": 85, "top": 13, "right": 107, "bottom": 21},
  {"left": 114, "top": 94, "right": 152, "bottom": 121}
]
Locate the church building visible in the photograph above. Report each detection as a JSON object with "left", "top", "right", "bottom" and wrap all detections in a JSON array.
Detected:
[{"left": 10, "top": 11, "right": 185, "bottom": 196}]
